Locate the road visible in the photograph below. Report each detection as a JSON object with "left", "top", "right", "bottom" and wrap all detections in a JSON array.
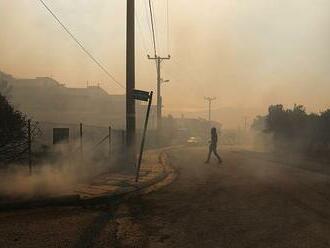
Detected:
[{"left": 2, "top": 146, "right": 330, "bottom": 247}]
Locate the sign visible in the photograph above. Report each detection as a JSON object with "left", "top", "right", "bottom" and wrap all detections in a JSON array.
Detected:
[
  {"left": 132, "top": 89, "right": 150, "bottom": 102},
  {"left": 53, "top": 128, "right": 70, "bottom": 144},
  {"left": 136, "top": 91, "right": 153, "bottom": 182}
]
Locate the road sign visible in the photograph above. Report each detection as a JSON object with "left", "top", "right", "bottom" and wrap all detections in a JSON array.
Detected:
[
  {"left": 132, "top": 89, "right": 150, "bottom": 102},
  {"left": 136, "top": 91, "right": 153, "bottom": 182}
]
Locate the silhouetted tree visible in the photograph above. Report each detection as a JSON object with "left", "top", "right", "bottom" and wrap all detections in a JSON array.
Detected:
[
  {"left": 256, "top": 104, "right": 330, "bottom": 156},
  {"left": 0, "top": 79, "right": 12, "bottom": 98},
  {"left": 319, "top": 110, "right": 330, "bottom": 146},
  {"left": 0, "top": 93, "right": 28, "bottom": 164}
]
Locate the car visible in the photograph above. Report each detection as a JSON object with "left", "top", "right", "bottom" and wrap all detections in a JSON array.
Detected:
[{"left": 186, "top": 136, "right": 202, "bottom": 145}]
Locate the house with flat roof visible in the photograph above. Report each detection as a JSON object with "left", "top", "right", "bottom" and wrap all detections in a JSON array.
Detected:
[{"left": 0, "top": 71, "right": 155, "bottom": 129}]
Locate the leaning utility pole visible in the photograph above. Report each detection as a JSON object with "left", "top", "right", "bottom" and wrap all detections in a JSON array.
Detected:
[
  {"left": 126, "top": 0, "right": 136, "bottom": 156},
  {"left": 204, "top": 97, "right": 216, "bottom": 122},
  {"left": 147, "top": 55, "right": 171, "bottom": 131}
]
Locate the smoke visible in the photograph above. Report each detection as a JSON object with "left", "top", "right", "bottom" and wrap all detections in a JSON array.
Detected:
[
  {"left": 0, "top": 141, "right": 114, "bottom": 199},
  {"left": 1, "top": 1, "right": 330, "bottom": 126}
]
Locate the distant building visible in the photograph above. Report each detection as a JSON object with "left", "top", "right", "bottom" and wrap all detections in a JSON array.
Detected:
[{"left": 0, "top": 71, "right": 155, "bottom": 129}]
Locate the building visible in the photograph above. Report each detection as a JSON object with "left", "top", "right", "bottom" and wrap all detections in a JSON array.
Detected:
[{"left": 0, "top": 71, "right": 155, "bottom": 129}]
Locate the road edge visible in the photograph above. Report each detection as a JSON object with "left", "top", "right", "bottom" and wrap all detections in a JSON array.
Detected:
[{"left": 0, "top": 148, "right": 177, "bottom": 211}]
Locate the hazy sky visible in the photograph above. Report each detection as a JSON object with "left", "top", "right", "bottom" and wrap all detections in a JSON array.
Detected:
[{"left": 1, "top": 0, "right": 330, "bottom": 121}]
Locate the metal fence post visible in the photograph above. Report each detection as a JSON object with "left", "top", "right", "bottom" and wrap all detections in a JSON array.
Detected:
[
  {"left": 28, "top": 119, "right": 32, "bottom": 175},
  {"left": 80, "top": 123, "right": 83, "bottom": 159},
  {"left": 108, "top": 126, "right": 112, "bottom": 157},
  {"left": 121, "top": 130, "right": 125, "bottom": 146}
]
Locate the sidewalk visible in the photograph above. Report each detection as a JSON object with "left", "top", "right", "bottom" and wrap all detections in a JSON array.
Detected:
[
  {"left": 0, "top": 149, "right": 174, "bottom": 210},
  {"left": 75, "top": 149, "right": 171, "bottom": 202}
]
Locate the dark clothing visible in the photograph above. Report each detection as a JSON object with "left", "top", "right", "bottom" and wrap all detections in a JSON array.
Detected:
[
  {"left": 206, "top": 143, "right": 222, "bottom": 163},
  {"left": 206, "top": 131, "right": 222, "bottom": 163},
  {"left": 211, "top": 133, "right": 218, "bottom": 146}
]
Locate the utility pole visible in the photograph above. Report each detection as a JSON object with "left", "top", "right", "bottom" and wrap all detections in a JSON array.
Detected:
[
  {"left": 147, "top": 55, "right": 171, "bottom": 132},
  {"left": 160, "top": 78, "right": 169, "bottom": 113},
  {"left": 244, "top": 116, "right": 248, "bottom": 131},
  {"left": 204, "top": 97, "right": 216, "bottom": 122},
  {"left": 126, "top": 0, "right": 136, "bottom": 161}
]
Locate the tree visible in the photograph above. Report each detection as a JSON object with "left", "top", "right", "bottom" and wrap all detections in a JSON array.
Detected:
[
  {"left": 260, "top": 104, "right": 330, "bottom": 154},
  {"left": 0, "top": 93, "right": 28, "bottom": 164},
  {"left": 266, "top": 104, "right": 290, "bottom": 138},
  {"left": 0, "top": 79, "right": 12, "bottom": 98},
  {"left": 319, "top": 110, "right": 330, "bottom": 146}
]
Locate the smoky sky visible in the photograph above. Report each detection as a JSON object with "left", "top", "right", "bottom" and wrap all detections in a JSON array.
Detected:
[{"left": 1, "top": 0, "right": 329, "bottom": 124}]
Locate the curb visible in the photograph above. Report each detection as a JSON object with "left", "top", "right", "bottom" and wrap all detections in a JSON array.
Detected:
[
  {"left": 80, "top": 150, "right": 174, "bottom": 205},
  {"left": 0, "top": 149, "right": 176, "bottom": 211}
]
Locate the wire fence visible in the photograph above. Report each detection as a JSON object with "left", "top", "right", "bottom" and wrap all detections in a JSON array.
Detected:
[
  {"left": 0, "top": 120, "right": 130, "bottom": 170},
  {"left": 0, "top": 120, "right": 40, "bottom": 165},
  {"left": 0, "top": 117, "right": 161, "bottom": 176}
]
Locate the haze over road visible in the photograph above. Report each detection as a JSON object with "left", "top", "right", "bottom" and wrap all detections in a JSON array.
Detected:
[{"left": 1, "top": 146, "right": 330, "bottom": 247}]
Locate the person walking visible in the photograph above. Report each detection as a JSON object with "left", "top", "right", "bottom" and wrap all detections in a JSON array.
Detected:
[{"left": 205, "top": 127, "right": 222, "bottom": 164}]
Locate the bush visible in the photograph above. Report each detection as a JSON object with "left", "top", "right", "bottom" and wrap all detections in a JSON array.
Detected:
[{"left": 252, "top": 104, "right": 330, "bottom": 156}]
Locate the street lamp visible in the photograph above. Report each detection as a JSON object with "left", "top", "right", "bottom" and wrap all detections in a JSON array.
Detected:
[{"left": 161, "top": 79, "right": 170, "bottom": 84}]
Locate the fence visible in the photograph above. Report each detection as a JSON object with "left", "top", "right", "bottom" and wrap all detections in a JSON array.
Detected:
[
  {"left": 0, "top": 117, "right": 162, "bottom": 175},
  {"left": 1, "top": 120, "right": 131, "bottom": 172},
  {"left": 0, "top": 120, "right": 40, "bottom": 169}
]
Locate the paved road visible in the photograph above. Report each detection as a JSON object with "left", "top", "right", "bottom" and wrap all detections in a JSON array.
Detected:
[{"left": 2, "top": 147, "right": 330, "bottom": 247}]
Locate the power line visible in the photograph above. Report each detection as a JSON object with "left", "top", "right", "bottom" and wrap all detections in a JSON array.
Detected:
[
  {"left": 37, "top": 0, "right": 125, "bottom": 90},
  {"left": 137, "top": 0, "right": 152, "bottom": 52},
  {"left": 148, "top": 0, "right": 157, "bottom": 56},
  {"left": 136, "top": 1, "right": 155, "bottom": 57},
  {"left": 143, "top": 0, "right": 154, "bottom": 49},
  {"left": 166, "top": 0, "right": 170, "bottom": 54},
  {"left": 136, "top": 12, "right": 150, "bottom": 56},
  {"left": 151, "top": 0, "right": 161, "bottom": 55}
]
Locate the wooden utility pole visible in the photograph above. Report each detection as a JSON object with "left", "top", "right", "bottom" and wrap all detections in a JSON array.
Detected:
[
  {"left": 204, "top": 97, "right": 216, "bottom": 122},
  {"left": 147, "top": 55, "right": 170, "bottom": 131},
  {"left": 126, "top": 0, "right": 136, "bottom": 160}
]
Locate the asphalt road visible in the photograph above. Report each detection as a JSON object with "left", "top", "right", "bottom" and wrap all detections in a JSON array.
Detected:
[{"left": 2, "top": 146, "right": 330, "bottom": 247}]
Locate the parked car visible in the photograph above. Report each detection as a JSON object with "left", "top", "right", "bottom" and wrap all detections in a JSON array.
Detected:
[{"left": 186, "top": 136, "right": 202, "bottom": 145}]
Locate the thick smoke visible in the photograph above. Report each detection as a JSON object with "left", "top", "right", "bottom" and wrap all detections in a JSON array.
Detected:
[{"left": 0, "top": 141, "right": 115, "bottom": 199}]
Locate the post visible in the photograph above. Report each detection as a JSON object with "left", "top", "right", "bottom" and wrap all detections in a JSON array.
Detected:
[
  {"left": 122, "top": 130, "right": 126, "bottom": 146},
  {"left": 80, "top": 123, "right": 83, "bottom": 159},
  {"left": 108, "top": 126, "right": 112, "bottom": 157},
  {"left": 244, "top": 117, "right": 247, "bottom": 131},
  {"left": 208, "top": 101, "right": 211, "bottom": 121},
  {"left": 136, "top": 91, "right": 153, "bottom": 182},
  {"left": 157, "top": 58, "right": 161, "bottom": 131},
  {"left": 147, "top": 55, "right": 171, "bottom": 136},
  {"left": 126, "top": 0, "right": 136, "bottom": 164},
  {"left": 28, "top": 119, "right": 32, "bottom": 175},
  {"left": 204, "top": 97, "right": 216, "bottom": 122}
]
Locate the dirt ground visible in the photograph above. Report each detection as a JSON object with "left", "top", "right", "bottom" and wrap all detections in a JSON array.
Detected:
[{"left": 1, "top": 146, "right": 330, "bottom": 247}]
